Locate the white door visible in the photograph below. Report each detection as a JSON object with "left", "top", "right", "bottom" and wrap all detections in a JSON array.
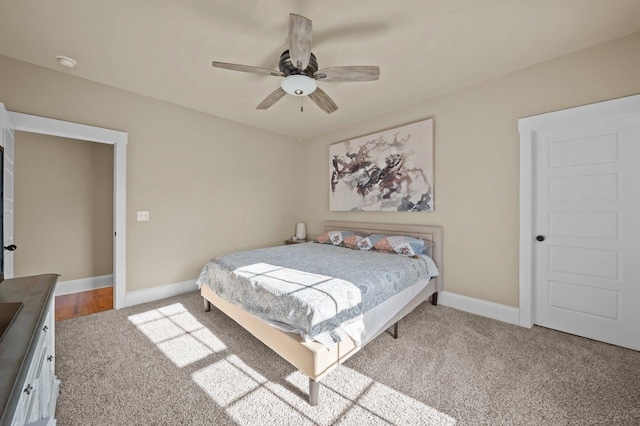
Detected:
[
  {"left": 0, "top": 103, "right": 16, "bottom": 278},
  {"left": 534, "top": 114, "right": 640, "bottom": 350}
]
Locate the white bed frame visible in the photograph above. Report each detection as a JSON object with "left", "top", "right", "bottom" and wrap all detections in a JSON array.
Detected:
[{"left": 201, "top": 220, "right": 443, "bottom": 405}]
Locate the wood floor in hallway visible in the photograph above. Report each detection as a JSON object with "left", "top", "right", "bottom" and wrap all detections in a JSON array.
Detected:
[{"left": 55, "top": 287, "right": 113, "bottom": 322}]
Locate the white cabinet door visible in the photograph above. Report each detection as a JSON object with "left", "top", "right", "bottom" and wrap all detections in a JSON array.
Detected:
[
  {"left": 0, "top": 103, "right": 16, "bottom": 278},
  {"left": 40, "top": 306, "right": 57, "bottom": 418},
  {"left": 534, "top": 115, "right": 640, "bottom": 350}
]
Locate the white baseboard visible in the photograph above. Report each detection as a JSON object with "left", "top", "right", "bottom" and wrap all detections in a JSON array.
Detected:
[
  {"left": 125, "top": 279, "right": 199, "bottom": 307},
  {"left": 438, "top": 291, "right": 520, "bottom": 325},
  {"left": 56, "top": 275, "right": 113, "bottom": 296}
]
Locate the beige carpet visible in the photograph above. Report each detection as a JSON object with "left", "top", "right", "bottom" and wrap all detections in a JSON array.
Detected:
[{"left": 55, "top": 291, "right": 640, "bottom": 425}]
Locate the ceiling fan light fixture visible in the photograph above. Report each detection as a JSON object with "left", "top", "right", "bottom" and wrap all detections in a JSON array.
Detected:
[{"left": 281, "top": 75, "right": 317, "bottom": 97}]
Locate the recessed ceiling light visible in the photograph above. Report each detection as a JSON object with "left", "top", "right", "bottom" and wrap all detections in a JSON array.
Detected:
[{"left": 56, "top": 56, "right": 77, "bottom": 68}]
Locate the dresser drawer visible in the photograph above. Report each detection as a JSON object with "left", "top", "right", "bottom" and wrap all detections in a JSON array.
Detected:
[
  {"left": 11, "top": 298, "right": 56, "bottom": 426},
  {"left": 12, "top": 330, "right": 47, "bottom": 426}
]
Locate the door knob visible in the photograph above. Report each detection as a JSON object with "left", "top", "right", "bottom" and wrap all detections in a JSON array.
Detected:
[
  {"left": 3, "top": 244, "right": 16, "bottom": 251},
  {"left": 536, "top": 235, "right": 545, "bottom": 242}
]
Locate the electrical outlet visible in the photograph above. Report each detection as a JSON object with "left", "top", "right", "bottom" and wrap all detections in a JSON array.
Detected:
[{"left": 137, "top": 211, "right": 150, "bottom": 221}]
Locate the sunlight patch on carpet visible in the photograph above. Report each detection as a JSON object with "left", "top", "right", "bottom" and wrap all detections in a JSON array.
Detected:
[
  {"left": 128, "top": 303, "right": 226, "bottom": 367},
  {"left": 191, "top": 356, "right": 455, "bottom": 425},
  {"left": 227, "top": 387, "right": 313, "bottom": 425},
  {"left": 191, "top": 355, "right": 267, "bottom": 406},
  {"left": 128, "top": 303, "right": 455, "bottom": 424},
  {"left": 292, "top": 367, "right": 455, "bottom": 425},
  {"left": 358, "top": 382, "right": 456, "bottom": 425},
  {"left": 157, "top": 334, "right": 212, "bottom": 368}
]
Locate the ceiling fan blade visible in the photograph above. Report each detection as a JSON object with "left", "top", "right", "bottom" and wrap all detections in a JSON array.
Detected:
[
  {"left": 256, "top": 87, "right": 287, "bottom": 110},
  {"left": 289, "top": 14, "right": 312, "bottom": 71},
  {"left": 308, "top": 87, "right": 338, "bottom": 114},
  {"left": 314, "top": 66, "right": 380, "bottom": 82},
  {"left": 212, "top": 61, "right": 284, "bottom": 77}
]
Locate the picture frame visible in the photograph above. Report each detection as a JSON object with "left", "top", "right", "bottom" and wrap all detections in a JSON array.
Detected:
[{"left": 329, "top": 118, "right": 434, "bottom": 212}]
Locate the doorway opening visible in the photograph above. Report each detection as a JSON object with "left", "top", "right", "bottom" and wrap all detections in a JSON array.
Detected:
[
  {"left": 8, "top": 112, "right": 127, "bottom": 309},
  {"left": 15, "top": 132, "right": 114, "bottom": 319}
]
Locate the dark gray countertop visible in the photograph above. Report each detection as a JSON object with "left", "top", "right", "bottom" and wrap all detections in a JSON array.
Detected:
[{"left": 0, "top": 274, "right": 59, "bottom": 426}]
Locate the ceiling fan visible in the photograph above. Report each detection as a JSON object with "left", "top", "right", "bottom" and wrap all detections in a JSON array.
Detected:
[{"left": 212, "top": 13, "right": 380, "bottom": 114}]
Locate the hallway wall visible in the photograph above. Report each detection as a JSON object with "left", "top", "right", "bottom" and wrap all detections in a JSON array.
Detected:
[{"left": 14, "top": 132, "right": 113, "bottom": 281}]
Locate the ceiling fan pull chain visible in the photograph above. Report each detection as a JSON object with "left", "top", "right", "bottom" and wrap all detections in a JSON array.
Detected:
[{"left": 297, "top": 97, "right": 303, "bottom": 142}]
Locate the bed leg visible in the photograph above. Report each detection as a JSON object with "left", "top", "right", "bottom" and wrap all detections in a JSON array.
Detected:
[
  {"left": 393, "top": 322, "right": 399, "bottom": 339},
  {"left": 309, "top": 378, "right": 319, "bottom": 406},
  {"left": 431, "top": 292, "right": 438, "bottom": 306},
  {"left": 203, "top": 297, "right": 211, "bottom": 312}
]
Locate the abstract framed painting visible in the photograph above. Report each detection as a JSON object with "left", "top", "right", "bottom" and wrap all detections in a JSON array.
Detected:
[{"left": 329, "top": 118, "right": 434, "bottom": 212}]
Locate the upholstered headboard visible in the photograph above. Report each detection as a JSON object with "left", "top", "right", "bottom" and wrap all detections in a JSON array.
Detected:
[{"left": 322, "top": 221, "right": 443, "bottom": 292}]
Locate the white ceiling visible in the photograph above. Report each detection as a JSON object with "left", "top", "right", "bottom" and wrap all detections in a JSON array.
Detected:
[{"left": 1, "top": 0, "right": 640, "bottom": 139}]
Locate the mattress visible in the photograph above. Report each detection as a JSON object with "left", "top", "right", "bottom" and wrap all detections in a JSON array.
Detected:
[
  {"left": 196, "top": 242, "right": 438, "bottom": 346},
  {"left": 269, "top": 277, "right": 430, "bottom": 344}
]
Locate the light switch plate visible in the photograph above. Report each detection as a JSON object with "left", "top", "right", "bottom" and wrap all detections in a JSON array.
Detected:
[{"left": 137, "top": 211, "right": 150, "bottom": 221}]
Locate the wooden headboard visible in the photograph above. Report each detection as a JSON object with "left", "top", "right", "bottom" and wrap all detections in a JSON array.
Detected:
[{"left": 322, "top": 221, "right": 443, "bottom": 292}]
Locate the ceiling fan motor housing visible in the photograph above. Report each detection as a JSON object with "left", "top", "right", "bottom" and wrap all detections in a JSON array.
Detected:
[{"left": 279, "top": 50, "right": 318, "bottom": 77}]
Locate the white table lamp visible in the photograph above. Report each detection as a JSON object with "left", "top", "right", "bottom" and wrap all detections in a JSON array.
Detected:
[{"left": 295, "top": 223, "right": 306, "bottom": 240}]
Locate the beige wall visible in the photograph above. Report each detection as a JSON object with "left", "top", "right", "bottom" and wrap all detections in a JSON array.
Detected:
[
  {"left": 14, "top": 133, "right": 113, "bottom": 281},
  {"left": 0, "top": 54, "right": 301, "bottom": 291},
  {"left": 300, "top": 31, "right": 640, "bottom": 307},
  {"left": 2, "top": 31, "right": 639, "bottom": 303}
]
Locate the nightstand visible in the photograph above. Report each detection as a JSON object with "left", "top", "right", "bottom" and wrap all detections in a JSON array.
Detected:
[{"left": 285, "top": 239, "right": 307, "bottom": 245}]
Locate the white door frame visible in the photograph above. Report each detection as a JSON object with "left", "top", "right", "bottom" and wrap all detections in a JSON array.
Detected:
[
  {"left": 0, "top": 104, "right": 16, "bottom": 279},
  {"left": 8, "top": 112, "right": 127, "bottom": 309},
  {"left": 518, "top": 94, "right": 640, "bottom": 327}
]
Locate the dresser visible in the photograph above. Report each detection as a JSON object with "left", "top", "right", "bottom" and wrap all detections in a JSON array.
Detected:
[{"left": 0, "top": 275, "right": 60, "bottom": 426}]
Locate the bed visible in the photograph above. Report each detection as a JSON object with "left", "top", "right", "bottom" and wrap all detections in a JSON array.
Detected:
[{"left": 197, "top": 220, "right": 443, "bottom": 405}]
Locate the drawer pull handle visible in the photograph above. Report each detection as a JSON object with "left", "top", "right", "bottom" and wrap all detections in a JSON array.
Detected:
[
  {"left": 43, "top": 325, "right": 48, "bottom": 332},
  {"left": 47, "top": 355, "right": 54, "bottom": 362},
  {"left": 24, "top": 384, "right": 33, "bottom": 395}
]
